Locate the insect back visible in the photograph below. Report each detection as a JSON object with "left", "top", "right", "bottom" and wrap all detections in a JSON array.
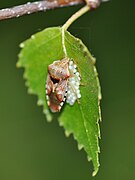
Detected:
[
  {"left": 46, "top": 58, "right": 69, "bottom": 112},
  {"left": 46, "top": 58, "right": 81, "bottom": 112}
]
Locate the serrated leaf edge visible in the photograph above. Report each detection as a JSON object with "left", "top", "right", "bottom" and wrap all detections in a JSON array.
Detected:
[
  {"left": 60, "top": 29, "right": 101, "bottom": 176},
  {"left": 17, "top": 27, "right": 101, "bottom": 176}
]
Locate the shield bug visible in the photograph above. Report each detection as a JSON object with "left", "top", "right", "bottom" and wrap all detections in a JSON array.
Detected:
[
  {"left": 46, "top": 58, "right": 70, "bottom": 112},
  {"left": 46, "top": 58, "right": 81, "bottom": 112}
]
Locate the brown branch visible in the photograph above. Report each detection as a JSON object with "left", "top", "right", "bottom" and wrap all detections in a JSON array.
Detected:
[
  {"left": 0, "top": 0, "right": 84, "bottom": 21},
  {"left": 0, "top": 0, "right": 109, "bottom": 21}
]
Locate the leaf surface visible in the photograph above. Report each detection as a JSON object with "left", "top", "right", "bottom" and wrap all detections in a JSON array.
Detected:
[{"left": 17, "top": 27, "right": 101, "bottom": 176}]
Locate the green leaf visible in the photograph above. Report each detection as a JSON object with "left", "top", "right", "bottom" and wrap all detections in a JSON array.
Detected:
[{"left": 17, "top": 27, "right": 101, "bottom": 176}]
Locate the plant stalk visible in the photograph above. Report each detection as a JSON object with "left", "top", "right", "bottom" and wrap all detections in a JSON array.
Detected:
[{"left": 62, "top": 5, "right": 90, "bottom": 30}]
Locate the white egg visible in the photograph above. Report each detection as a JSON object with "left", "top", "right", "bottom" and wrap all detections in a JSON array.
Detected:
[{"left": 66, "top": 60, "right": 81, "bottom": 106}]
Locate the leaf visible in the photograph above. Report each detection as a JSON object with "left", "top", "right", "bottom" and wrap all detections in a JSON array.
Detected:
[{"left": 17, "top": 27, "right": 101, "bottom": 176}]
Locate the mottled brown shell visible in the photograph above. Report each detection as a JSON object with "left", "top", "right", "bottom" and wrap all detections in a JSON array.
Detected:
[{"left": 46, "top": 58, "right": 70, "bottom": 112}]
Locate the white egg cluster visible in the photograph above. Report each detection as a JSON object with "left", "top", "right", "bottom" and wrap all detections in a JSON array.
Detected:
[{"left": 66, "top": 60, "right": 81, "bottom": 106}]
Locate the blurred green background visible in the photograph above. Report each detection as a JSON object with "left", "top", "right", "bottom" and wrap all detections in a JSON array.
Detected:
[{"left": 0, "top": 0, "right": 135, "bottom": 179}]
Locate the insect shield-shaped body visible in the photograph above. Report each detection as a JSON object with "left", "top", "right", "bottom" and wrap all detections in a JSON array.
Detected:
[{"left": 46, "top": 58, "right": 70, "bottom": 112}]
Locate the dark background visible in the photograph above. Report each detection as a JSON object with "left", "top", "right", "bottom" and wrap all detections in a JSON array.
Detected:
[{"left": 0, "top": 0, "right": 135, "bottom": 179}]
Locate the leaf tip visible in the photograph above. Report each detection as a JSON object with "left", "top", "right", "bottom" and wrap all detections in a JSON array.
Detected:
[
  {"left": 92, "top": 56, "right": 96, "bottom": 64},
  {"left": 16, "top": 61, "right": 21, "bottom": 68},
  {"left": 31, "top": 35, "right": 36, "bottom": 40},
  {"left": 65, "top": 130, "right": 71, "bottom": 137},
  {"left": 19, "top": 43, "right": 25, "bottom": 48},
  {"left": 43, "top": 109, "right": 52, "bottom": 122},
  {"left": 37, "top": 99, "right": 44, "bottom": 106},
  {"left": 78, "top": 144, "right": 84, "bottom": 151},
  {"left": 92, "top": 168, "right": 99, "bottom": 177},
  {"left": 27, "top": 88, "right": 34, "bottom": 94},
  {"left": 59, "top": 120, "right": 64, "bottom": 127},
  {"left": 87, "top": 156, "right": 92, "bottom": 162}
]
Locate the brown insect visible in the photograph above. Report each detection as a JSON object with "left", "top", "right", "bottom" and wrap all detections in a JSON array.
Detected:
[{"left": 46, "top": 58, "right": 70, "bottom": 112}]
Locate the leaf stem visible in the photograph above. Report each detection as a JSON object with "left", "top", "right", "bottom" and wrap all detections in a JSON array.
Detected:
[{"left": 62, "top": 5, "right": 90, "bottom": 30}]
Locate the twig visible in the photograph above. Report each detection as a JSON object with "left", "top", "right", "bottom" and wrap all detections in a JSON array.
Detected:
[
  {"left": 0, "top": 0, "right": 109, "bottom": 21},
  {"left": 0, "top": 0, "right": 84, "bottom": 21}
]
